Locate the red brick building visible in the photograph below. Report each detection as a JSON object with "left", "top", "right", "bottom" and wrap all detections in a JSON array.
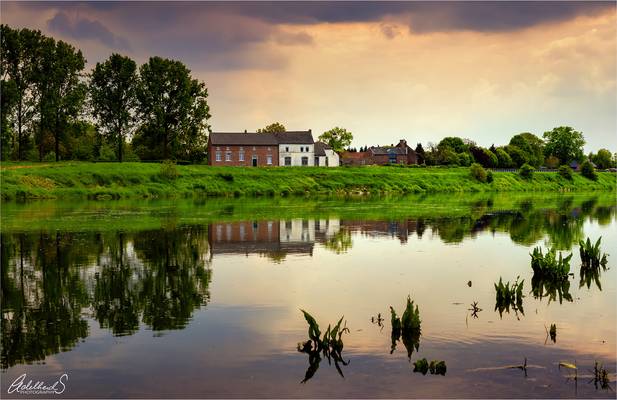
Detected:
[
  {"left": 341, "top": 139, "right": 418, "bottom": 166},
  {"left": 208, "top": 132, "right": 278, "bottom": 166}
]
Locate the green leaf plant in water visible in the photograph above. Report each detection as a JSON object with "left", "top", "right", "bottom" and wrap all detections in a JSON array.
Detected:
[
  {"left": 579, "top": 237, "right": 608, "bottom": 269},
  {"left": 494, "top": 277, "right": 525, "bottom": 319},
  {"left": 298, "top": 310, "right": 350, "bottom": 383},
  {"left": 530, "top": 247, "right": 572, "bottom": 279},
  {"left": 390, "top": 295, "right": 421, "bottom": 360},
  {"left": 413, "top": 358, "right": 447, "bottom": 376}
]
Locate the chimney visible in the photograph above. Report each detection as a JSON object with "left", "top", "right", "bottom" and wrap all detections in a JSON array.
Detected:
[
  {"left": 244, "top": 129, "right": 247, "bottom": 133},
  {"left": 309, "top": 129, "right": 312, "bottom": 134}
]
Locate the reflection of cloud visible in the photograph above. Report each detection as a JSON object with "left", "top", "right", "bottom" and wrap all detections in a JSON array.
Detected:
[
  {"left": 380, "top": 23, "right": 400, "bottom": 39},
  {"left": 47, "top": 11, "right": 131, "bottom": 50}
]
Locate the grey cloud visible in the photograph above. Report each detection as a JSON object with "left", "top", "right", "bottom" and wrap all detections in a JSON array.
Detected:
[{"left": 47, "top": 11, "right": 130, "bottom": 50}]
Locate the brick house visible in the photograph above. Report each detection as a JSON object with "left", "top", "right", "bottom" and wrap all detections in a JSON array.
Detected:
[
  {"left": 208, "top": 131, "right": 317, "bottom": 166},
  {"left": 341, "top": 139, "right": 417, "bottom": 166}
]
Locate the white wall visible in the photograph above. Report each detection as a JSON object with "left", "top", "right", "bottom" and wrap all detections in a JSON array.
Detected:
[
  {"left": 279, "top": 144, "right": 314, "bottom": 166},
  {"left": 315, "top": 149, "right": 340, "bottom": 167}
]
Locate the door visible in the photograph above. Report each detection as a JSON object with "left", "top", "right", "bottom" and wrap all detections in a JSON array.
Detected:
[{"left": 252, "top": 156, "right": 258, "bottom": 166}]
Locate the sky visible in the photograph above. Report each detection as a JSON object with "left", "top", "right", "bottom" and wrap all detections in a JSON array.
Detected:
[{"left": 2, "top": 1, "right": 616, "bottom": 152}]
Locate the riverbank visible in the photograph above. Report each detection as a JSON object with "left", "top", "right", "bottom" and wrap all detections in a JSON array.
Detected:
[{"left": 1, "top": 162, "right": 615, "bottom": 200}]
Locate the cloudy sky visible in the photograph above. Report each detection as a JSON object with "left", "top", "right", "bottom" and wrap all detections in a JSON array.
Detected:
[{"left": 2, "top": 1, "right": 615, "bottom": 151}]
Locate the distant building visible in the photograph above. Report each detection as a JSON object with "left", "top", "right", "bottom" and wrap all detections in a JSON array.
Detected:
[
  {"left": 314, "top": 141, "right": 339, "bottom": 167},
  {"left": 341, "top": 139, "right": 418, "bottom": 166},
  {"left": 208, "top": 130, "right": 325, "bottom": 167}
]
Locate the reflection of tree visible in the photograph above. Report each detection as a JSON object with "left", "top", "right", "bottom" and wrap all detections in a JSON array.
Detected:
[
  {"left": 1, "top": 233, "right": 90, "bottom": 369},
  {"left": 323, "top": 229, "right": 352, "bottom": 254}
]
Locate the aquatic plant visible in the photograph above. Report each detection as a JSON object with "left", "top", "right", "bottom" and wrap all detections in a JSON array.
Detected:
[
  {"left": 298, "top": 310, "right": 350, "bottom": 383},
  {"left": 390, "top": 296, "right": 422, "bottom": 359},
  {"left": 413, "top": 358, "right": 447, "bottom": 376},
  {"left": 579, "top": 262, "right": 607, "bottom": 291},
  {"left": 494, "top": 277, "right": 524, "bottom": 318},
  {"left": 545, "top": 323, "right": 557, "bottom": 344},
  {"left": 531, "top": 274, "right": 573, "bottom": 305},
  {"left": 468, "top": 301, "right": 482, "bottom": 319},
  {"left": 579, "top": 237, "right": 608, "bottom": 269},
  {"left": 593, "top": 362, "right": 611, "bottom": 390},
  {"left": 530, "top": 247, "right": 572, "bottom": 279}
]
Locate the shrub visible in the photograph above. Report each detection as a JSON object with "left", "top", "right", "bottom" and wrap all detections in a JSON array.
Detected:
[
  {"left": 98, "top": 144, "right": 116, "bottom": 162},
  {"left": 159, "top": 160, "right": 178, "bottom": 180},
  {"left": 580, "top": 160, "right": 597, "bottom": 181},
  {"left": 470, "top": 163, "right": 487, "bottom": 182},
  {"left": 486, "top": 170, "right": 494, "bottom": 183},
  {"left": 558, "top": 165, "right": 573, "bottom": 180},
  {"left": 495, "top": 148, "right": 514, "bottom": 168},
  {"left": 519, "top": 163, "right": 534, "bottom": 179},
  {"left": 530, "top": 247, "right": 571, "bottom": 279},
  {"left": 42, "top": 151, "right": 56, "bottom": 162},
  {"left": 579, "top": 237, "right": 608, "bottom": 269}
]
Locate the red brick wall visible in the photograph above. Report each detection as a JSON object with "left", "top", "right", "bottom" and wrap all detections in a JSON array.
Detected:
[{"left": 208, "top": 144, "right": 278, "bottom": 166}]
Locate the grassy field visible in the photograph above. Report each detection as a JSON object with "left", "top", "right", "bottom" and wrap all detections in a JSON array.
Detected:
[{"left": 1, "top": 162, "right": 615, "bottom": 200}]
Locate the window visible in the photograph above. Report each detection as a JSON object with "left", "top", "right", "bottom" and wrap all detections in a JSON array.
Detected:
[
  {"left": 225, "top": 152, "right": 232, "bottom": 161},
  {"left": 216, "top": 146, "right": 220, "bottom": 151},
  {"left": 300, "top": 147, "right": 303, "bottom": 152},
  {"left": 215, "top": 152, "right": 222, "bottom": 162},
  {"left": 239, "top": 151, "right": 244, "bottom": 161},
  {"left": 285, "top": 146, "right": 289, "bottom": 152},
  {"left": 226, "top": 146, "right": 230, "bottom": 150},
  {"left": 301, "top": 156, "right": 308, "bottom": 166},
  {"left": 267, "top": 155, "right": 272, "bottom": 165},
  {"left": 284, "top": 156, "right": 292, "bottom": 166},
  {"left": 314, "top": 157, "right": 319, "bottom": 166}
]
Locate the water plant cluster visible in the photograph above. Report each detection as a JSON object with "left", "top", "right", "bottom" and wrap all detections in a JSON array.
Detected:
[
  {"left": 530, "top": 247, "right": 572, "bottom": 279},
  {"left": 494, "top": 277, "right": 525, "bottom": 317},
  {"left": 297, "top": 310, "right": 350, "bottom": 383},
  {"left": 413, "top": 358, "right": 447, "bottom": 376},
  {"left": 579, "top": 237, "right": 608, "bottom": 269},
  {"left": 390, "top": 295, "right": 422, "bottom": 359}
]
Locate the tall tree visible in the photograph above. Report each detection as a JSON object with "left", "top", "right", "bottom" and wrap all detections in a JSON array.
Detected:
[
  {"left": 0, "top": 25, "right": 43, "bottom": 160},
  {"left": 35, "top": 38, "right": 86, "bottom": 161},
  {"left": 257, "top": 122, "right": 286, "bottom": 133},
  {"left": 135, "top": 56, "right": 210, "bottom": 160},
  {"left": 414, "top": 143, "right": 425, "bottom": 164},
  {"left": 543, "top": 126, "right": 585, "bottom": 165},
  {"left": 90, "top": 54, "right": 138, "bottom": 162},
  {"left": 509, "top": 132, "right": 544, "bottom": 167},
  {"left": 318, "top": 127, "right": 353, "bottom": 153}
]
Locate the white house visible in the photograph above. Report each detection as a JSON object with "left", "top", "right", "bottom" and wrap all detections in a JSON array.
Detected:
[
  {"left": 275, "top": 131, "right": 315, "bottom": 166},
  {"left": 314, "top": 141, "right": 339, "bottom": 167}
]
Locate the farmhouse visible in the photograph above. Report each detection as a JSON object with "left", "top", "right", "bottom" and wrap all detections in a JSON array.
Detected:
[
  {"left": 341, "top": 139, "right": 418, "bottom": 166},
  {"left": 208, "top": 130, "right": 340, "bottom": 167}
]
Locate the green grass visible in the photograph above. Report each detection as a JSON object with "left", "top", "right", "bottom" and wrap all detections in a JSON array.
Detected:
[{"left": 1, "top": 162, "right": 615, "bottom": 200}]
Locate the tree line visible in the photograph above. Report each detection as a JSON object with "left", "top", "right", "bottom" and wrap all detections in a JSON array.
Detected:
[{"left": 1, "top": 25, "right": 210, "bottom": 162}]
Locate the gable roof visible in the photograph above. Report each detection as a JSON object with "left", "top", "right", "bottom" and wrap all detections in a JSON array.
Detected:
[
  {"left": 274, "top": 131, "right": 314, "bottom": 144},
  {"left": 209, "top": 130, "right": 313, "bottom": 146},
  {"left": 209, "top": 132, "right": 278, "bottom": 146},
  {"left": 314, "top": 141, "right": 331, "bottom": 156},
  {"left": 370, "top": 146, "right": 407, "bottom": 155}
]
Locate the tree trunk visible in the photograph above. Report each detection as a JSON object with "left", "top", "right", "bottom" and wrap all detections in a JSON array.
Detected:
[
  {"left": 163, "top": 128, "right": 169, "bottom": 160},
  {"left": 17, "top": 98, "right": 22, "bottom": 160},
  {"left": 55, "top": 111, "right": 59, "bottom": 161},
  {"left": 118, "top": 130, "right": 123, "bottom": 162}
]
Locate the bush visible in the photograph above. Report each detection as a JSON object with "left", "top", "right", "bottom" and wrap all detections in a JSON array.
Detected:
[
  {"left": 495, "top": 148, "right": 513, "bottom": 168},
  {"left": 486, "top": 170, "right": 494, "bottom": 183},
  {"left": 558, "top": 165, "right": 573, "bottom": 180},
  {"left": 42, "top": 151, "right": 56, "bottom": 162},
  {"left": 519, "top": 163, "right": 534, "bottom": 179},
  {"left": 580, "top": 160, "right": 597, "bottom": 181},
  {"left": 99, "top": 144, "right": 116, "bottom": 162},
  {"left": 470, "top": 163, "right": 487, "bottom": 182},
  {"left": 159, "top": 160, "right": 178, "bottom": 180}
]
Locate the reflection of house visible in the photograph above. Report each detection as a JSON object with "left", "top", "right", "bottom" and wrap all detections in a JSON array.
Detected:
[
  {"left": 341, "top": 219, "right": 423, "bottom": 243},
  {"left": 341, "top": 139, "right": 418, "bottom": 166}
]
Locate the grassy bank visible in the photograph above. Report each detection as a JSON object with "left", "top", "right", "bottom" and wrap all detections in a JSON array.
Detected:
[{"left": 1, "top": 162, "right": 615, "bottom": 200}]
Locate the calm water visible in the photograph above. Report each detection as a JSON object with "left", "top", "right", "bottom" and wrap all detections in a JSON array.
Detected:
[{"left": 1, "top": 193, "right": 616, "bottom": 398}]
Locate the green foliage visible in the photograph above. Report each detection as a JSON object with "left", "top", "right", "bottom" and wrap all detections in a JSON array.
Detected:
[
  {"left": 519, "top": 163, "right": 534, "bottom": 179},
  {"left": 530, "top": 247, "right": 572, "bottom": 279},
  {"left": 318, "top": 127, "right": 353, "bottom": 153},
  {"left": 543, "top": 126, "right": 585, "bottom": 164},
  {"left": 495, "top": 147, "right": 514, "bottom": 168},
  {"left": 470, "top": 146, "right": 497, "bottom": 168},
  {"left": 257, "top": 122, "right": 286, "bottom": 133},
  {"left": 486, "top": 170, "right": 494, "bottom": 183},
  {"left": 98, "top": 144, "right": 117, "bottom": 162},
  {"left": 438, "top": 137, "right": 469, "bottom": 154},
  {"left": 592, "top": 149, "right": 614, "bottom": 169},
  {"left": 390, "top": 295, "right": 421, "bottom": 359},
  {"left": 470, "top": 163, "right": 488, "bottom": 182},
  {"left": 42, "top": 151, "right": 56, "bottom": 162},
  {"left": 509, "top": 133, "right": 544, "bottom": 167},
  {"left": 579, "top": 237, "right": 608, "bottom": 269},
  {"left": 298, "top": 310, "right": 349, "bottom": 382},
  {"left": 494, "top": 277, "right": 524, "bottom": 318},
  {"left": 159, "top": 160, "right": 178, "bottom": 180},
  {"left": 90, "top": 54, "right": 138, "bottom": 162},
  {"left": 413, "top": 358, "right": 447, "bottom": 376},
  {"left": 558, "top": 165, "right": 573, "bottom": 180},
  {"left": 531, "top": 274, "right": 573, "bottom": 304},
  {"left": 580, "top": 160, "right": 597, "bottom": 181}
]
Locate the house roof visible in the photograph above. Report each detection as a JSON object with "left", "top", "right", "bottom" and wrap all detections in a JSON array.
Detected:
[
  {"left": 341, "top": 151, "right": 368, "bottom": 159},
  {"left": 370, "top": 146, "right": 407, "bottom": 155},
  {"left": 210, "top": 132, "right": 278, "bottom": 146},
  {"left": 314, "top": 141, "right": 331, "bottom": 156},
  {"left": 274, "top": 131, "right": 314, "bottom": 144},
  {"left": 209, "top": 130, "right": 313, "bottom": 146}
]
